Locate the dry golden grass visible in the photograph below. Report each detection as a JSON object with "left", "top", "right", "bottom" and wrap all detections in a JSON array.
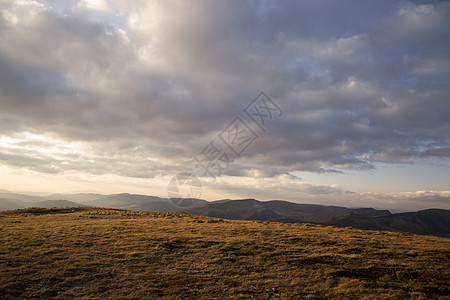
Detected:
[{"left": 0, "top": 207, "right": 449, "bottom": 299}]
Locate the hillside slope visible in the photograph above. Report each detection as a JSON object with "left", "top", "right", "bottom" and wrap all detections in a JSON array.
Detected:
[
  {"left": 181, "top": 199, "right": 449, "bottom": 235},
  {"left": 0, "top": 207, "right": 448, "bottom": 299},
  {"left": 81, "top": 193, "right": 208, "bottom": 212},
  {"left": 0, "top": 198, "right": 29, "bottom": 211},
  {"left": 181, "top": 199, "right": 391, "bottom": 222},
  {"left": 0, "top": 192, "right": 208, "bottom": 212},
  {"left": 0, "top": 198, "right": 84, "bottom": 211},
  {"left": 374, "top": 209, "right": 450, "bottom": 235}
]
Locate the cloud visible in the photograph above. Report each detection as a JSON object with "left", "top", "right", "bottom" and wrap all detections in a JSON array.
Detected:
[
  {"left": 200, "top": 175, "right": 450, "bottom": 211},
  {"left": 77, "top": 0, "right": 112, "bottom": 12},
  {"left": 0, "top": 0, "right": 449, "bottom": 206}
]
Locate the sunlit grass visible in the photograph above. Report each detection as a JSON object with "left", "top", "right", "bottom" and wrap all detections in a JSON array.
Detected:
[{"left": 0, "top": 207, "right": 448, "bottom": 298}]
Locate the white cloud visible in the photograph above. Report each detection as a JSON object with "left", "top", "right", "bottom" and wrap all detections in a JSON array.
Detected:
[
  {"left": 0, "top": 0, "right": 449, "bottom": 209},
  {"left": 77, "top": 0, "right": 112, "bottom": 12}
]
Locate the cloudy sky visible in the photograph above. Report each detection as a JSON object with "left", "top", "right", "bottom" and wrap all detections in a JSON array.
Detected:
[{"left": 0, "top": 0, "right": 449, "bottom": 211}]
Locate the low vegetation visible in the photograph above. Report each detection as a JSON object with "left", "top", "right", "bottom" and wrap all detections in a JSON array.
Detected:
[{"left": 1, "top": 207, "right": 449, "bottom": 299}]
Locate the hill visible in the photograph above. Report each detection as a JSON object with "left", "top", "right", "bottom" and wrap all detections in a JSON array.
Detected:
[
  {"left": 34, "top": 200, "right": 87, "bottom": 208},
  {"left": 0, "top": 192, "right": 208, "bottom": 212},
  {"left": 0, "top": 198, "right": 85, "bottom": 211},
  {"left": 2, "top": 193, "right": 448, "bottom": 236},
  {"left": 0, "top": 198, "right": 30, "bottom": 211},
  {"left": 0, "top": 207, "right": 448, "bottom": 298},
  {"left": 374, "top": 209, "right": 450, "bottom": 235},
  {"left": 181, "top": 199, "right": 450, "bottom": 236},
  {"left": 181, "top": 199, "right": 391, "bottom": 222},
  {"left": 0, "top": 191, "right": 48, "bottom": 203},
  {"left": 78, "top": 193, "right": 208, "bottom": 212}
]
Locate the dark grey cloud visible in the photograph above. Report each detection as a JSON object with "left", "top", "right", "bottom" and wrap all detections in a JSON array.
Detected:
[{"left": 0, "top": 0, "right": 449, "bottom": 184}]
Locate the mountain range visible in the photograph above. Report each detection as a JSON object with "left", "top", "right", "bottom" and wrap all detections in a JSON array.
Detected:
[
  {"left": 0, "top": 191, "right": 206, "bottom": 212},
  {"left": 181, "top": 199, "right": 450, "bottom": 236},
  {"left": 1, "top": 191, "right": 449, "bottom": 236}
]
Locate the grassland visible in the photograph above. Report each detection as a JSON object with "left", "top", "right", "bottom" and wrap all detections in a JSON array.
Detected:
[{"left": 0, "top": 207, "right": 449, "bottom": 299}]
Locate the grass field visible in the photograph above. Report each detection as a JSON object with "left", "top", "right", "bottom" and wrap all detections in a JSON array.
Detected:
[{"left": 0, "top": 207, "right": 449, "bottom": 299}]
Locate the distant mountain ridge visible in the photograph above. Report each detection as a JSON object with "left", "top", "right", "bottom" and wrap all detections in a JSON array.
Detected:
[
  {"left": 181, "top": 199, "right": 450, "bottom": 236},
  {"left": 180, "top": 199, "right": 392, "bottom": 222},
  {"left": 0, "top": 198, "right": 85, "bottom": 211},
  {"left": 0, "top": 192, "right": 206, "bottom": 212},
  {"left": 34, "top": 200, "right": 87, "bottom": 208},
  {"left": 77, "top": 193, "right": 207, "bottom": 212},
  {"left": 0, "top": 198, "right": 30, "bottom": 211},
  {"left": 1, "top": 192, "right": 448, "bottom": 236}
]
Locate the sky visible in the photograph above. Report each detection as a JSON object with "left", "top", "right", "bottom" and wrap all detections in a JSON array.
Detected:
[{"left": 0, "top": 0, "right": 449, "bottom": 211}]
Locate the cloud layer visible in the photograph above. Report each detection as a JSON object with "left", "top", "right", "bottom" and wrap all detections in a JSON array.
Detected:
[{"left": 0, "top": 0, "right": 449, "bottom": 208}]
